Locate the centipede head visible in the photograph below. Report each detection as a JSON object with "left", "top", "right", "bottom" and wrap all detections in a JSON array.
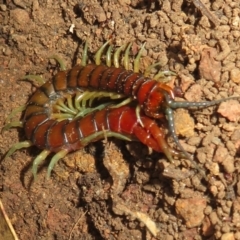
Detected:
[{"left": 141, "top": 82, "right": 176, "bottom": 119}]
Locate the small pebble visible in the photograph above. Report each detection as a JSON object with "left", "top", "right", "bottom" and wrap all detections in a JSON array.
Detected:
[
  {"left": 221, "top": 232, "right": 235, "bottom": 240},
  {"left": 175, "top": 198, "right": 207, "bottom": 228},
  {"left": 0, "top": 4, "right": 7, "bottom": 11}
]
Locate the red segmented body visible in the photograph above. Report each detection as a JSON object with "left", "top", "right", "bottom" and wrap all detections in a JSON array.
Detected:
[
  {"left": 49, "top": 64, "right": 175, "bottom": 118},
  {"left": 25, "top": 103, "right": 171, "bottom": 154},
  {"left": 22, "top": 64, "right": 176, "bottom": 155}
]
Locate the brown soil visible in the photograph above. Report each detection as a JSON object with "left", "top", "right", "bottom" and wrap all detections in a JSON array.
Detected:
[{"left": 1, "top": 0, "right": 240, "bottom": 239}]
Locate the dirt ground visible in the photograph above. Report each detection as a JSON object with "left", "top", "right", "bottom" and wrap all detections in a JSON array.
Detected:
[{"left": 1, "top": 0, "right": 240, "bottom": 239}]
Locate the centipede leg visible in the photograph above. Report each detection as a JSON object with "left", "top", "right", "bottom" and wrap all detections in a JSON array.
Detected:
[
  {"left": 45, "top": 129, "right": 133, "bottom": 178},
  {"left": 48, "top": 55, "right": 66, "bottom": 71},
  {"left": 4, "top": 105, "right": 26, "bottom": 123},
  {"left": 74, "top": 102, "right": 112, "bottom": 118},
  {"left": 4, "top": 141, "right": 32, "bottom": 159},
  {"left": 80, "top": 130, "right": 132, "bottom": 146},
  {"left": 75, "top": 90, "right": 125, "bottom": 110},
  {"left": 2, "top": 105, "right": 24, "bottom": 132},
  {"left": 32, "top": 150, "right": 51, "bottom": 179},
  {"left": 47, "top": 149, "right": 69, "bottom": 178},
  {"left": 2, "top": 121, "right": 23, "bottom": 132},
  {"left": 94, "top": 40, "right": 111, "bottom": 65},
  {"left": 153, "top": 70, "right": 176, "bottom": 81},
  {"left": 110, "top": 97, "right": 132, "bottom": 109},
  {"left": 123, "top": 43, "right": 132, "bottom": 70},
  {"left": 135, "top": 105, "right": 144, "bottom": 127},
  {"left": 53, "top": 90, "right": 125, "bottom": 121},
  {"left": 81, "top": 41, "right": 88, "bottom": 66},
  {"left": 143, "top": 61, "right": 176, "bottom": 81},
  {"left": 21, "top": 75, "right": 45, "bottom": 85},
  {"left": 106, "top": 44, "right": 113, "bottom": 67},
  {"left": 133, "top": 42, "right": 146, "bottom": 73},
  {"left": 144, "top": 62, "right": 162, "bottom": 77},
  {"left": 113, "top": 44, "right": 127, "bottom": 68},
  {"left": 54, "top": 98, "right": 77, "bottom": 115}
]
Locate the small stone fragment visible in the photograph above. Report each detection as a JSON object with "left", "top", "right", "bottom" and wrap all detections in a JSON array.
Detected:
[
  {"left": 230, "top": 68, "right": 240, "bottom": 83},
  {"left": 213, "top": 146, "right": 228, "bottom": 163},
  {"left": 175, "top": 198, "right": 207, "bottom": 228},
  {"left": 199, "top": 48, "right": 221, "bottom": 82},
  {"left": 221, "top": 232, "right": 235, "bottom": 240},
  {"left": 10, "top": 9, "right": 30, "bottom": 30},
  {"left": 221, "top": 156, "right": 235, "bottom": 174},
  {"left": 174, "top": 109, "right": 195, "bottom": 137},
  {"left": 218, "top": 100, "right": 240, "bottom": 122},
  {"left": 0, "top": 4, "right": 7, "bottom": 11}
]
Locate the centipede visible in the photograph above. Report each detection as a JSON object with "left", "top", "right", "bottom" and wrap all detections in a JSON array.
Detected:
[{"left": 2, "top": 41, "right": 240, "bottom": 178}]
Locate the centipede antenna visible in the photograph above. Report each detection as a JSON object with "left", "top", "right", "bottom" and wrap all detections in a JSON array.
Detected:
[
  {"left": 106, "top": 45, "right": 113, "bottom": 67},
  {"left": 165, "top": 107, "right": 204, "bottom": 174},
  {"left": 21, "top": 75, "right": 45, "bottom": 85},
  {"left": 82, "top": 41, "right": 88, "bottom": 66},
  {"left": 144, "top": 62, "right": 161, "bottom": 77},
  {"left": 94, "top": 40, "right": 111, "bottom": 65},
  {"left": 167, "top": 96, "right": 240, "bottom": 109},
  {"left": 5, "top": 105, "right": 26, "bottom": 123},
  {"left": 113, "top": 44, "right": 127, "bottom": 68},
  {"left": 47, "top": 149, "right": 69, "bottom": 179},
  {"left": 134, "top": 42, "right": 146, "bottom": 73},
  {"left": 4, "top": 141, "right": 32, "bottom": 159},
  {"left": 32, "top": 150, "right": 51, "bottom": 180},
  {"left": 48, "top": 55, "right": 66, "bottom": 71},
  {"left": 2, "top": 121, "right": 23, "bottom": 132},
  {"left": 123, "top": 43, "right": 132, "bottom": 70}
]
